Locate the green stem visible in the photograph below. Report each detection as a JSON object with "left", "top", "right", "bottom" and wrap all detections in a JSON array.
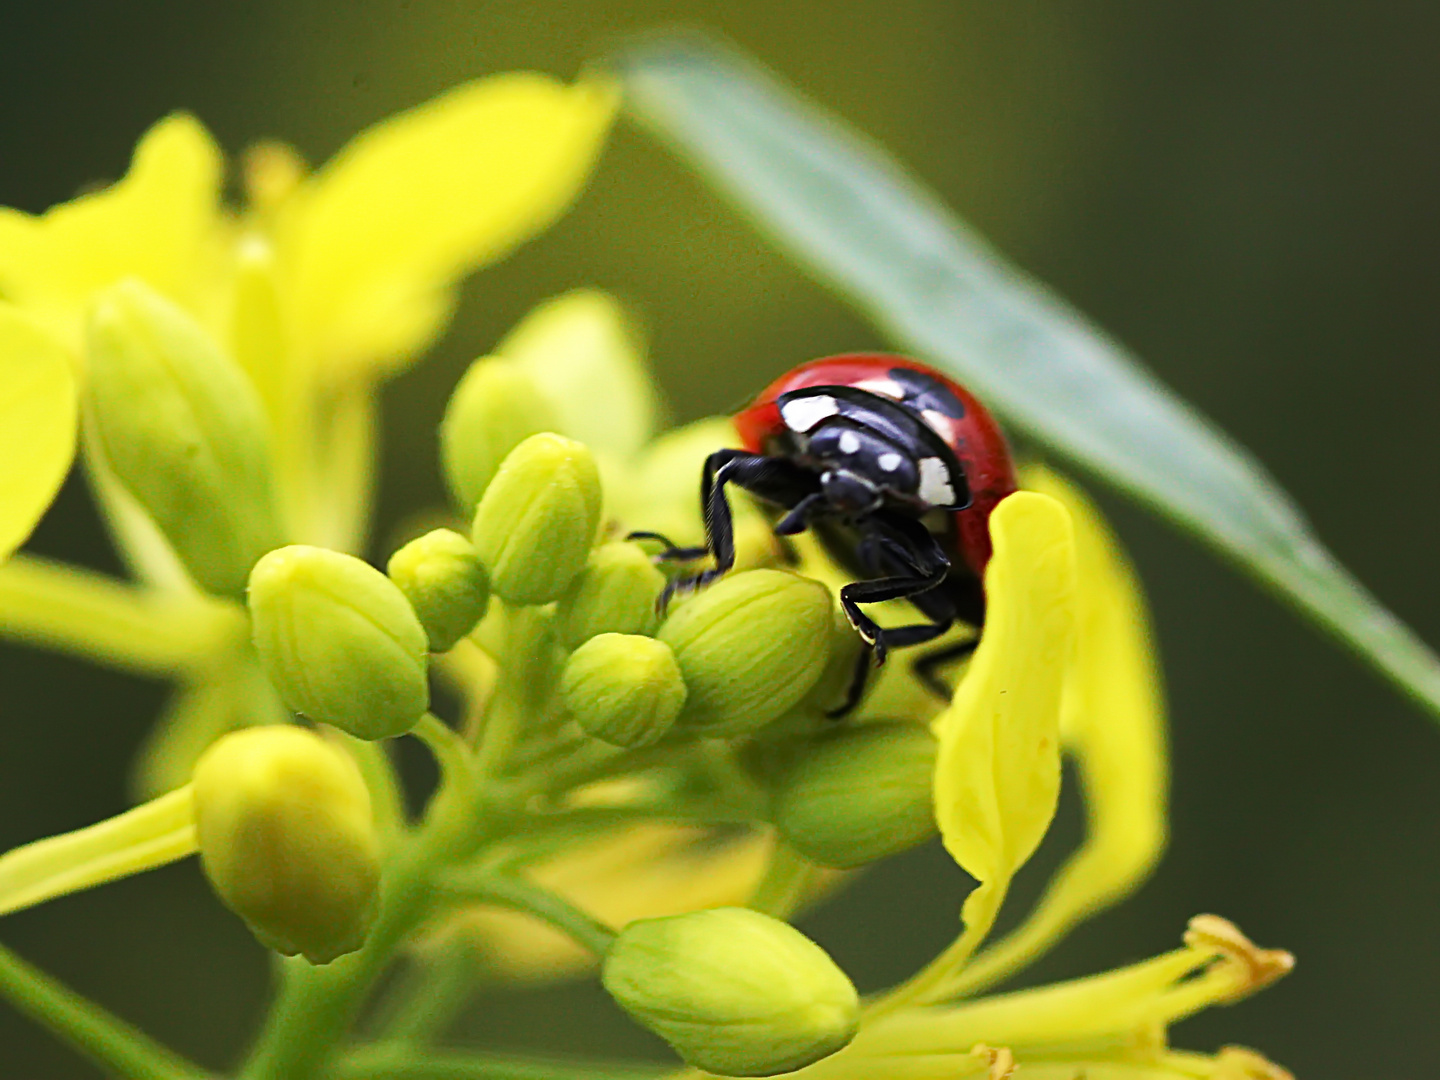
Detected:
[
  {"left": 335, "top": 1047, "right": 667, "bottom": 1080},
  {"left": 413, "top": 714, "right": 477, "bottom": 790},
  {"left": 0, "top": 555, "right": 244, "bottom": 675},
  {"left": 371, "top": 943, "right": 485, "bottom": 1047},
  {"left": 0, "top": 939, "right": 212, "bottom": 1080},
  {"left": 746, "top": 841, "right": 818, "bottom": 920},
  {"left": 440, "top": 871, "right": 617, "bottom": 957}
]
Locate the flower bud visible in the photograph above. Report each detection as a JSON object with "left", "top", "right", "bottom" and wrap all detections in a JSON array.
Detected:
[
  {"left": 192, "top": 726, "right": 380, "bottom": 964},
  {"left": 249, "top": 545, "right": 429, "bottom": 739},
  {"left": 471, "top": 433, "right": 602, "bottom": 606},
  {"left": 386, "top": 528, "right": 490, "bottom": 652},
  {"left": 440, "top": 356, "right": 558, "bottom": 514},
  {"left": 602, "top": 907, "right": 859, "bottom": 1076},
  {"left": 85, "top": 279, "right": 283, "bottom": 598},
  {"left": 560, "top": 633, "right": 686, "bottom": 747},
  {"left": 556, "top": 541, "right": 665, "bottom": 648},
  {"left": 657, "top": 570, "right": 832, "bottom": 736},
  {"left": 772, "top": 723, "right": 938, "bottom": 868}
]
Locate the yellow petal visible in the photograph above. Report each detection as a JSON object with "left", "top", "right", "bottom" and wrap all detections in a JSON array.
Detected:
[
  {"left": 932, "top": 491, "right": 1076, "bottom": 886},
  {"left": 0, "top": 306, "right": 77, "bottom": 560},
  {"left": 498, "top": 289, "right": 659, "bottom": 462},
  {"left": 0, "top": 114, "right": 223, "bottom": 341},
  {"left": 0, "top": 787, "right": 197, "bottom": 917},
  {"left": 282, "top": 73, "right": 618, "bottom": 375},
  {"left": 949, "top": 466, "right": 1167, "bottom": 996},
  {"left": 853, "top": 917, "right": 1289, "bottom": 1062}
]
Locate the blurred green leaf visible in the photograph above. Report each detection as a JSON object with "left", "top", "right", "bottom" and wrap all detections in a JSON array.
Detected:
[{"left": 618, "top": 35, "right": 1440, "bottom": 724}]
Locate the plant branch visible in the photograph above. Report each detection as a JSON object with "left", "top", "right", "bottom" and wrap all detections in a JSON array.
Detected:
[
  {"left": 336, "top": 1047, "right": 668, "bottom": 1080},
  {"left": 0, "top": 939, "right": 213, "bottom": 1080},
  {"left": 439, "top": 870, "right": 617, "bottom": 957}
]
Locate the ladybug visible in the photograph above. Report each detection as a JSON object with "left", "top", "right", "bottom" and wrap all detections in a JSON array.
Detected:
[{"left": 634, "top": 354, "right": 1018, "bottom": 715}]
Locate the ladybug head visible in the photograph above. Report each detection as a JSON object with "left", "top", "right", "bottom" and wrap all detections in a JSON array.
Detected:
[{"left": 777, "top": 387, "right": 971, "bottom": 515}]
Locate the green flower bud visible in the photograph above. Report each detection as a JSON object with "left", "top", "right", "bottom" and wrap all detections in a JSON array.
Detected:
[
  {"left": 657, "top": 570, "right": 832, "bottom": 736},
  {"left": 602, "top": 907, "right": 859, "bottom": 1076},
  {"left": 471, "top": 432, "right": 601, "bottom": 606},
  {"left": 386, "top": 528, "right": 490, "bottom": 652},
  {"left": 249, "top": 545, "right": 429, "bottom": 739},
  {"left": 560, "top": 633, "right": 686, "bottom": 747},
  {"left": 556, "top": 541, "right": 665, "bottom": 648},
  {"left": 192, "top": 726, "right": 380, "bottom": 964},
  {"left": 772, "top": 722, "right": 938, "bottom": 868},
  {"left": 85, "top": 279, "right": 283, "bottom": 598},
  {"left": 440, "top": 356, "right": 558, "bottom": 514}
]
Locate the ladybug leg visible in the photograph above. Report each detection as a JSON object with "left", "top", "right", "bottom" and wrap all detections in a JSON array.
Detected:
[
  {"left": 826, "top": 567, "right": 952, "bottom": 718},
  {"left": 912, "top": 637, "right": 980, "bottom": 700},
  {"left": 625, "top": 531, "right": 711, "bottom": 563},
  {"left": 659, "top": 451, "right": 818, "bottom": 610},
  {"left": 773, "top": 492, "right": 826, "bottom": 535}
]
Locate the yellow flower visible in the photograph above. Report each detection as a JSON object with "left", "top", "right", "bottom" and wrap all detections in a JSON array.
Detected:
[{"left": 0, "top": 71, "right": 616, "bottom": 563}]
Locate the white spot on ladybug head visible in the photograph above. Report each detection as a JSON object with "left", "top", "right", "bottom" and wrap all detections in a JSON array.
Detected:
[
  {"left": 921, "top": 409, "right": 957, "bottom": 440},
  {"left": 837, "top": 430, "right": 861, "bottom": 455},
  {"left": 780, "top": 394, "right": 840, "bottom": 433},
  {"left": 853, "top": 377, "right": 906, "bottom": 400},
  {"left": 918, "top": 457, "right": 957, "bottom": 506},
  {"left": 878, "top": 452, "right": 904, "bottom": 472}
]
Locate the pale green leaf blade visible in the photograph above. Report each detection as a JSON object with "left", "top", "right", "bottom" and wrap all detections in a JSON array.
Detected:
[
  {"left": 0, "top": 306, "right": 78, "bottom": 562},
  {"left": 618, "top": 37, "right": 1440, "bottom": 721}
]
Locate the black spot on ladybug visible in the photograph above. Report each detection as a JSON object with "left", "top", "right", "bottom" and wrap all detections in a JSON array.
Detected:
[{"left": 888, "top": 367, "right": 966, "bottom": 419}]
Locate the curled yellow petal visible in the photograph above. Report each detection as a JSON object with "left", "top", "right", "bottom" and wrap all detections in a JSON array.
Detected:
[
  {"left": 0, "top": 787, "right": 197, "bottom": 917},
  {"left": 283, "top": 73, "right": 618, "bottom": 374},
  {"left": 951, "top": 465, "right": 1167, "bottom": 996},
  {"left": 0, "top": 114, "right": 223, "bottom": 339},
  {"left": 0, "top": 307, "right": 77, "bottom": 561},
  {"left": 932, "top": 491, "right": 1076, "bottom": 886}
]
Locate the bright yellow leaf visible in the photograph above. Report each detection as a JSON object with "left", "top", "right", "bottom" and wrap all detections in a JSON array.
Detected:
[
  {"left": 932, "top": 491, "right": 1076, "bottom": 886},
  {"left": 0, "top": 306, "right": 78, "bottom": 561},
  {"left": 0, "top": 114, "right": 223, "bottom": 342},
  {"left": 280, "top": 73, "right": 618, "bottom": 375}
]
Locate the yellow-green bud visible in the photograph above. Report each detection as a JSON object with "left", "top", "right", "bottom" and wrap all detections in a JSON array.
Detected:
[
  {"left": 657, "top": 570, "right": 832, "bottom": 736},
  {"left": 772, "top": 722, "right": 938, "bottom": 868},
  {"left": 386, "top": 528, "right": 490, "bottom": 652},
  {"left": 440, "top": 356, "right": 558, "bottom": 514},
  {"left": 556, "top": 541, "right": 665, "bottom": 648},
  {"left": 602, "top": 907, "right": 859, "bottom": 1076},
  {"left": 471, "top": 433, "right": 602, "bottom": 606},
  {"left": 560, "top": 633, "right": 686, "bottom": 747},
  {"left": 192, "top": 726, "right": 380, "bottom": 964},
  {"left": 85, "top": 279, "right": 283, "bottom": 598},
  {"left": 249, "top": 546, "right": 429, "bottom": 739}
]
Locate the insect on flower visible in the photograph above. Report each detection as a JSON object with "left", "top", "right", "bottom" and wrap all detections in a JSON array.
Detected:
[{"left": 633, "top": 354, "right": 1018, "bottom": 714}]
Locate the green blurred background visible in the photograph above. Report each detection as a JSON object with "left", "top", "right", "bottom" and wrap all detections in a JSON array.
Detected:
[{"left": 3, "top": 2, "right": 1439, "bottom": 1076}]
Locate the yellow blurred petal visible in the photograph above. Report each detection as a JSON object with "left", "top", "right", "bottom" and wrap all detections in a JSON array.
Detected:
[
  {"left": 0, "top": 787, "right": 196, "bottom": 917},
  {"left": 420, "top": 823, "right": 846, "bottom": 984},
  {"left": 0, "top": 114, "right": 223, "bottom": 340},
  {"left": 932, "top": 492, "right": 1076, "bottom": 886},
  {"left": 499, "top": 289, "right": 659, "bottom": 461},
  {"left": 0, "top": 306, "right": 77, "bottom": 561},
  {"left": 950, "top": 466, "right": 1167, "bottom": 996},
  {"left": 284, "top": 73, "right": 618, "bottom": 375}
]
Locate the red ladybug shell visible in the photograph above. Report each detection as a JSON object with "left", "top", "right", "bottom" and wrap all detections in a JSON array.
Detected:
[{"left": 733, "top": 354, "right": 1018, "bottom": 578}]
